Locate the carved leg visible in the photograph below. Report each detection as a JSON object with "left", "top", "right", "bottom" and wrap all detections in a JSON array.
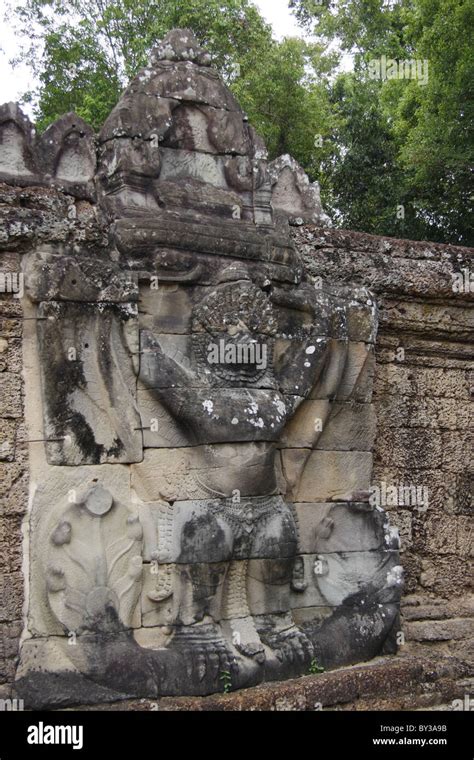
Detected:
[
  {"left": 248, "top": 502, "right": 314, "bottom": 674},
  {"left": 221, "top": 560, "right": 266, "bottom": 664},
  {"left": 171, "top": 562, "right": 229, "bottom": 626}
]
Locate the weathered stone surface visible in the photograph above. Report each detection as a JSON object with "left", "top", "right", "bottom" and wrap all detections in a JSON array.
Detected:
[
  {"left": 150, "top": 29, "right": 213, "bottom": 67},
  {"left": 132, "top": 444, "right": 279, "bottom": 503},
  {"left": 159, "top": 147, "right": 229, "bottom": 187},
  {"left": 37, "top": 301, "right": 142, "bottom": 464},
  {"left": 248, "top": 557, "right": 325, "bottom": 615},
  {"left": 316, "top": 402, "right": 377, "bottom": 451},
  {"left": 402, "top": 593, "right": 474, "bottom": 621},
  {"left": 96, "top": 136, "right": 162, "bottom": 217},
  {"left": 45, "top": 485, "right": 143, "bottom": 634},
  {"left": 282, "top": 449, "right": 373, "bottom": 502},
  {"left": 280, "top": 399, "right": 331, "bottom": 448},
  {"left": 138, "top": 282, "right": 192, "bottom": 334},
  {"left": 139, "top": 355, "right": 306, "bottom": 443},
  {"left": 164, "top": 104, "right": 251, "bottom": 155},
  {"left": 15, "top": 628, "right": 266, "bottom": 708},
  {"left": 136, "top": 387, "right": 190, "bottom": 448},
  {"left": 3, "top": 175, "right": 471, "bottom": 714},
  {"left": 0, "top": 461, "right": 28, "bottom": 508},
  {"left": 129, "top": 56, "right": 240, "bottom": 111},
  {"left": 294, "top": 502, "right": 387, "bottom": 554},
  {"left": 313, "top": 549, "right": 402, "bottom": 608},
  {"left": 405, "top": 618, "right": 474, "bottom": 642},
  {"left": 0, "top": 419, "right": 17, "bottom": 461},
  {"left": 99, "top": 94, "right": 179, "bottom": 142},
  {"left": 2, "top": 28, "right": 411, "bottom": 709},
  {"left": 0, "top": 183, "right": 107, "bottom": 252},
  {"left": 337, "top": 342, "right": 376, "bottom": 402},
  {"left": 0, "top": 336, "right": 22, "bottom": 375},
  {"left": 374, "top": 362, "right": 470, "bottom": 400},
  {"left": 345, "top": 290, "right": 378, "bottom": 343},
  {"left": 0, "top": 373, "right": 22, "bottom": 417},
  {"left": 114, "top": 214, "right": 301, "bottom": 274},
  {"left": 71, "top": 652, "right": 473, "bottom": 710},
  {"left": 0, "top": 571, "right": 23, "bottom": 624},
  {"left": 37, "top": 113, "right": 96, "bottom": 199},
  {"left": 297, "top": 223, "right": 473, "bottom": 661},
  {"left": 268, "top": 154, "right": 330, "bottom": 226},
  {"left": 0, "top": 103, "right": 39, "bottom": 183},
  {"left": 138, "top": 495, "right": 296, "bottom": 565},
  {"left": 0, "top": 105, "right": 97, "bottom": 202},
  {"left": 423, "top": 514, "right": 473, "bottom": 557},
  {"left": 379, "top": 299, "right": 474, "bottom": 342},
  {"left": 294, "top": 225, "right": 474, "bottom": 302},
  {"left": 26, "top": 465, "right": 133, "bottom": 637},
  {"left": 387, "top": 509, "right": 413, "bottom": 551},
  {"left": 24, "top": 250, "right": 138, "bottom": 303},
  {"left": 376, "top": 393, "right": 472, "bottom": 431}
]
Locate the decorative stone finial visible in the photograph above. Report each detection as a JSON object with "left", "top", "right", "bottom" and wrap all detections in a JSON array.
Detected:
[
  {"left": 151, "top": 28, "right": 212, "bottom": 66},
  {"left": 268, "top": 154, "right": 331, "bottom": 226}
]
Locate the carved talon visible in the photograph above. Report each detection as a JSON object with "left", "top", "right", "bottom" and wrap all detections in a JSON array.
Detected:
[
  {"left": 261, "top": 626, "right": 314, "bottom": 666},
  {"left": 235, "top": 640, "right": 266, "bottom": 664},
  {"left": 191, "top": 645, "right": 236, "bottom": 684}
]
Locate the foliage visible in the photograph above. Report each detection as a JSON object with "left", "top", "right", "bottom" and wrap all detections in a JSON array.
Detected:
[
  {"left": 289, "top": 0, "right": 474, "bottom": 244},
  {"left": 9, "top": 0, "right": 274, "bottom": 130},
  {"left": 219, "top": 670, "right": 232, "bottom": 694},
  {"left": 233, "top": 36, "right": 336, "bottom": 178},
  {"left": 308, "top": 658, "right": 324, "bottom": 674}
]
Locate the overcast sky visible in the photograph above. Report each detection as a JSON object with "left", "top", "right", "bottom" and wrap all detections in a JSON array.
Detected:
[{"left": 0, "top": 0, "right": 306, "bottom": 112}]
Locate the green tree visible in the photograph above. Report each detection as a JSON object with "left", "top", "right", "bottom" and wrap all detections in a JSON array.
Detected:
[
  {"left": 290, "top": 0, "right": 474, "bottom": 244},
  {"left": 290, "top": 0, "right": 418, "bottom": 60},
  {"left": 7, "top": 0, "right": 337, "bottom": 188},
  {"left": 321, "top": 73, "right": 407, "bottom": 236},
  {"left": 233, "top": 36, "right": 336, "bottom": 179},
  {"left": 394, "top": 0, "right": 474, "bottom": 244},
  {"left": 8, "top": 0, "right": 274, "bottom": 130}
]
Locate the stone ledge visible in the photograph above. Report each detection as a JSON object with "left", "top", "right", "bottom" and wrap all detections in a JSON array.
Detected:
[
  {"left": 405, "top": 618, "right": 474, "bottom": 642},
  {"left": 59, "top": 654, "right": 470, "bottom": 711}
]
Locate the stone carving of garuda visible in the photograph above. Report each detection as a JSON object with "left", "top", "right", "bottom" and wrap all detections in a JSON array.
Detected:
[{"left": 15, "top": 30, "right": 402, "bottom": 707}]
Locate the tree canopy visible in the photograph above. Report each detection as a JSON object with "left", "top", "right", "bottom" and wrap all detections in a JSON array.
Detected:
[{"left": 290, "top": 0, "right": 473, "bottom": 244}]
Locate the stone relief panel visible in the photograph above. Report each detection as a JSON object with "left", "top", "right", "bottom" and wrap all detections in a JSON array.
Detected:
[
  {"left": 45, "top": 484, "right": 143, "bottom": 634},
  {"left": 9, "top": 28, "right": 403, "bottom": 708},
  {"left": 35, "top": 300, "right": 142, "bottom": 465}
]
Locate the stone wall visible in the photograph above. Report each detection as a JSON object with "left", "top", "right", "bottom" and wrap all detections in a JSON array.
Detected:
[
  {"left": 294, "top": 226, "right": 473, "bottom": 671},
  {"left": 0, "top": 246, "right": 26, "bottom": 695},
  {"left": 0, "top": 203, "right": 471, "bottom": 706},
  {"left": 1, "top": 30, "right": 406, "bottom": 709},
  {"left": 0, "top": 28, "right": 471, "bottom": 710},
  {"left": 0, "top": 182, "right": 106, "bottom": 699}
]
